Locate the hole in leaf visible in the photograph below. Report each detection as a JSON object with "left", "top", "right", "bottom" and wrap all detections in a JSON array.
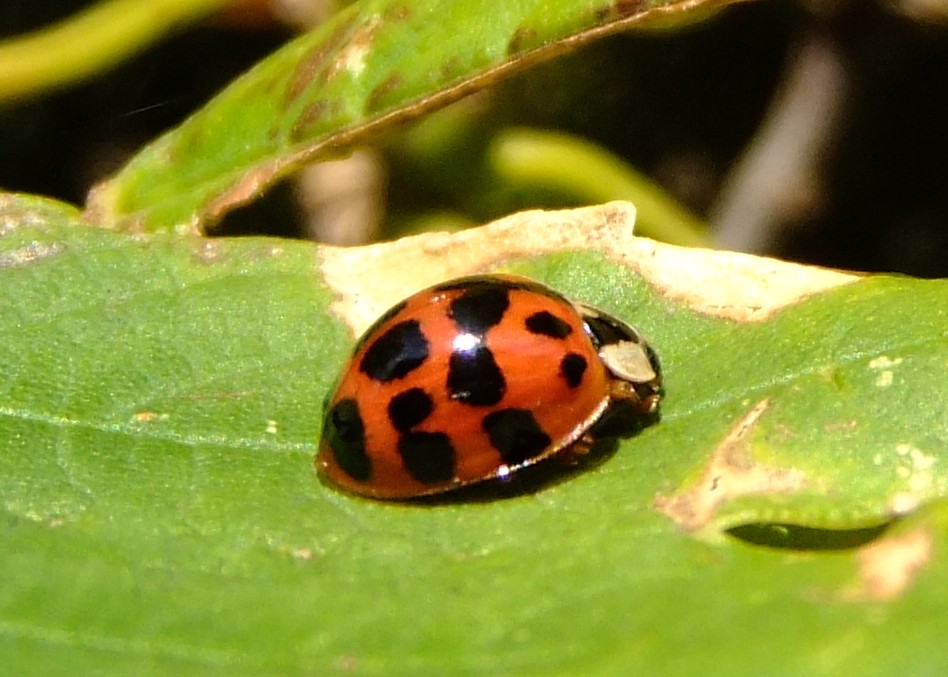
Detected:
[
  {"left": 210, "top": 179, "right": 307, "bottom": 238},
  {"left": 727, "top": 522, "right": 892, "bottom": 551}
]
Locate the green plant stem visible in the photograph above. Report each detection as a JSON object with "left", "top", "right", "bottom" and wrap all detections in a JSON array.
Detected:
[
  {"left": 489, "top": 127, "right": 710, "bottom": 248},
  {"left": 0, "top": 0, "right": 236, "bottom": 102}
]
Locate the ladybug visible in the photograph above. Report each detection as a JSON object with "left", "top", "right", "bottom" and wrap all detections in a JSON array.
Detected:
[{"left": 317, "top": 274, "right": 662, "bottom": 499}]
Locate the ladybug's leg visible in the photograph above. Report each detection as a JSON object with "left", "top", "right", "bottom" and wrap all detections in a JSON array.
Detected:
[
  {"left": 608, "top": 380, "right": 661, "bottom": 415},
  {"left": 557, "top": 434, "right": 595, "bottom": 465}
]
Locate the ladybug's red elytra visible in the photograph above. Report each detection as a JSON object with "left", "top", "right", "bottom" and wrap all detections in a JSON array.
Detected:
[{"left": 317, "top": 274, "right": 662, "bottom": 499}]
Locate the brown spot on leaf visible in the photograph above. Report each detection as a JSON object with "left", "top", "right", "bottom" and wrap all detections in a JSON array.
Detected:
[
  {"left": 291, "top": 100, "right": 342, "bottom": 141},
  {"left": 285, "top": 47, "right": 325, "bottom": 105},
  {"left": 848, "top": 528, "right": 932, "bottom": 601},
  {"left": 614, "top": 0, "right": 647, "bottom": 18},
  {"left": 656, "top": 400, "right": 807, "bottom": 531},
  {"left": 319, "top": 202, "right": 858, "bottom": 336},
  {"left": 366, "top": 74, "right": 405, "bottom": 114},
  {"left": 595, "top": 0, "right": 687, "bottom": 23},
  {"left": 326, "top": 15, "right": 383, "bottom": 83},
  {"left": 508, "top": 26, "right": 539, "bottom": 55},
  {"left": 284, "top": 16, "right": 357, "bottom": 105},
  {"left": 595, "top": 0, "right": 650, "bottom": 22},
  {"left": 384, "top": 2, "right": 410, "bottom": 21},
  {"left": 440, "top": 56, "right": 465, "bottom": 81}
]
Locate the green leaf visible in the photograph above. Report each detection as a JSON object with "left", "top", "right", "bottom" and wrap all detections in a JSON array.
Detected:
[
  {"left": 86, "top": 0, "right": 743, "bottom": 234},
  {"left": 3, "top": 193, "right": 948, "bottom": 673}
]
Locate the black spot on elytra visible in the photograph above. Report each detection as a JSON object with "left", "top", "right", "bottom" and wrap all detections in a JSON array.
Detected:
[
  {"left": 398, "top": 431, "right": 456, "bottom": 484},
  {"left": 360, "top": 319, "right": 429, "bottom": 382},
  {"left": 482, "top": 408, "right": 552, "bottom": 467},
  {"left": 352, "top": 300, "right": 407, "bottom": 354},
  {"left": 525, "top": 310, "right": 573, "bottom": 339},
  {"left": 388, "top": 388, "right": 434, "bottom": 432},
  {"left": 325, "top": 398, "right": 371, "bottom": 481},
  {"left": 560, "top": 353, "right": 588, "bottom": 388},
  {"left": 448, "top": 345, "right": 506, "bottom": 406},
  {"left": 449, "top": 282, "right": 510, "bottom": 334}
]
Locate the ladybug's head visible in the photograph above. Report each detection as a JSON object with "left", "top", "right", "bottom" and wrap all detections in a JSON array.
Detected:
[{"left": 574, "top": 302, "right": 663, "bottom": 413}]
